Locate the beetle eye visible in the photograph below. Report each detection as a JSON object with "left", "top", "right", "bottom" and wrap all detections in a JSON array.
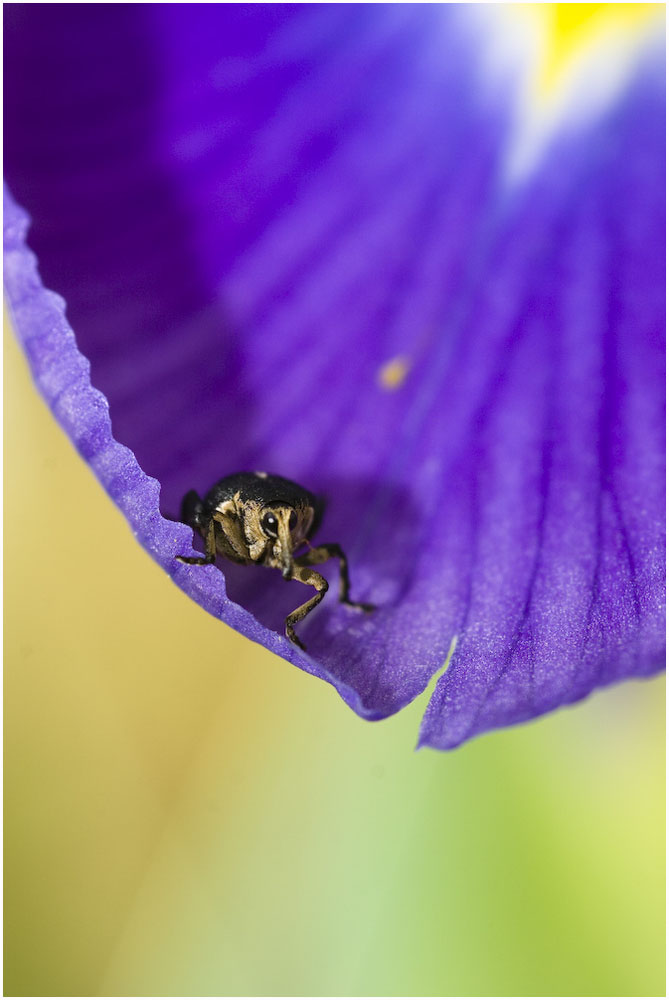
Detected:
[
  {"left": 289, "top": 510, "right": 297, "bottom": 531},
  {"left": 261, "top": 512, "right": 278, "bottom": 537}
]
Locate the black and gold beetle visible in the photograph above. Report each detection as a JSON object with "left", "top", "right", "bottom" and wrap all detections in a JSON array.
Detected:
[{"left": 177, "top": 472, "right": 373, "bottom": 650}]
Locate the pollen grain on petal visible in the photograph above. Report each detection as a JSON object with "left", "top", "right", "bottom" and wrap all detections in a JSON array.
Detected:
[{"left": 377, "top": 355, "right": 411, "bottom": 391}]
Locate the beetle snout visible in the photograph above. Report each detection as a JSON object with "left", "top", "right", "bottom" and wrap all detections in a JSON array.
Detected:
[
  {"left": 281, "top": 549, "right": 294, "bottom": 580},
  {"left": 278, "top": 516, "right": 295, "bottom": 579}
]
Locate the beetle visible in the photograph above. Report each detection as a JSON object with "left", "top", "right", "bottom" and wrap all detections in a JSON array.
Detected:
[{"left": 176, "top": 472, "right": 374, "bottom": 650}]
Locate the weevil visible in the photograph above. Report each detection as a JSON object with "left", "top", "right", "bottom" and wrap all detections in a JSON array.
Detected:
[{"left": 176, "top": 472, "right": 374, "bottom": 650}]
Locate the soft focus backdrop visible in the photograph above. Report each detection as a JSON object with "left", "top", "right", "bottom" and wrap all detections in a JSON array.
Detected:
[{"left": 5, "top": 313, "right": 665, "bottom": 996}]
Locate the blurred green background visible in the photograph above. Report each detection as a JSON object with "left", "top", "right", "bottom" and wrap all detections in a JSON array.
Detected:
[{"left": 4, "top": 309, "right": 665, "bottom": 996}]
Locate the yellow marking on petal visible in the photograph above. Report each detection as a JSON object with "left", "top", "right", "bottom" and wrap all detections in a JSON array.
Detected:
[
  {"left": 534, "top": 3, "right": 663, "bottom": 101},
  {"left": 494, "top": 3, "right": 664, "bottom": 181},
  {"left": 378, "top": 356, "right": 411, "bottom": 391}
]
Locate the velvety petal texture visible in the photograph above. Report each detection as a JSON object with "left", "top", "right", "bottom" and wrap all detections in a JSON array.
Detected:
[{"left": 4, "top": 6, "right": 665, "bottom": 748}]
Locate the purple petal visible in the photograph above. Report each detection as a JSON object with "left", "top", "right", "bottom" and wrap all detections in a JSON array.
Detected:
[
  {"left": 419, "top": 61, "right": 666, "bottom": 748},
  {"left": 4, "top": 7, "right": 665, "bottom": 748}
]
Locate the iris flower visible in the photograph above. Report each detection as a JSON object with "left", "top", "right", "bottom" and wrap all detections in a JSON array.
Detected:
[{"left": 4, "top": 6, "right": 664, "bottom": 749}]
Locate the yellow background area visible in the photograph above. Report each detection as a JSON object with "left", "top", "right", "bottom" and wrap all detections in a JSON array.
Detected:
[{"left": 4, "top": 306, "right": 665, "bottom": 996}]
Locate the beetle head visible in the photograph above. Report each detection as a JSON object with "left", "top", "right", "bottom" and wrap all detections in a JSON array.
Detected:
[{"left": 259, "top": 503, "right": 314, "bottom": 578}]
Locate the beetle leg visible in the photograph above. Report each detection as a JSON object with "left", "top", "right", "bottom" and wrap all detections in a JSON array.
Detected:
[
  {"left": 176, "top": 517, "right": 217, "bottom": 565},
  {"left": 295, "top": 544, "right": 375, "bottom": 612},
  {"left": 211, "top": 506, "right": 250, "bottom": 562},
  {"left": 180, "top": 489, "right": 205, "bottom": 531},
  {"left": 284, "top": 566, "right": 329, "bottom": 651}
]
